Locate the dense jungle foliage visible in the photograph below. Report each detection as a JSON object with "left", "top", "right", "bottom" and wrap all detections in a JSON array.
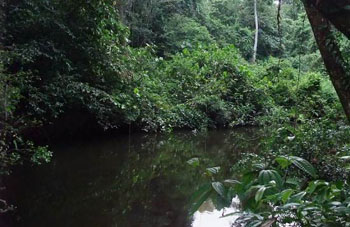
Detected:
[{"left": 1, "top": 0, "right": 350, "bottom": 225}]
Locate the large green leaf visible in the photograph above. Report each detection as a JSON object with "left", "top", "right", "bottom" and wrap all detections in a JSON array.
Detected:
[
  {"left": 306, "top": 180, "right": 329, "bottom": 194},
  {"left": 255, "top": 186, "right": 267, "bottom": 202},
  {"left": 258, "top": 169, "right": 283, "bottom": 189},
  {"left": 289, "top": 156, "right": 317, "bottom": 178},
  {"left": 189, "top": 184, "right": 213, "bottom": 215},
  {"left": 290, "top": 191, "right": 306, "bottom": 202},
  {"left": 285, "top": 178, "right": 301, "bottom": 187},
  {"left": 212, "top": 182, "right": 225, "bottom": 198},
  {"left": 280, "top": 189, "right": 294, "bottom": 204},
  {"left": 275, "top": 156, "right": 292, "bottom": 169}
]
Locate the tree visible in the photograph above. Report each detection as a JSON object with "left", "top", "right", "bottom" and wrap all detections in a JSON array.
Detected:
[
  {"left": 236, "top": 0, "right": 281, "bottom": 60},
  {"left": 252, "top": 0, "right": 259, "bottom": 63},
  {"left": 163, "top": 14, "right": 213, "bottom": 54},
  {"left": 302, "top": 0, "right": 350, "bottom": 122}
]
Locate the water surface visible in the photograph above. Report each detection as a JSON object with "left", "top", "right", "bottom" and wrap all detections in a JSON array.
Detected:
[{"left": 2, "top": 128, "right": 260, "bottom": 227}]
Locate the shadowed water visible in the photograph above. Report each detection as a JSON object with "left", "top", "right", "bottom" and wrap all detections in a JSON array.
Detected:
[{"left": 1, "top": 128, "right": 260, "bottom": 227}]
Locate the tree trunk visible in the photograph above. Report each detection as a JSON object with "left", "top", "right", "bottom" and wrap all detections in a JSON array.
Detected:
[
  {"left": 304, "top": 1, "right": 350, "bottom": 122},
  {"left": 306, "top": 0, "right": 350, "bottom": 39},
  {"left": 252, "top": 0, "right": 258, "bottom": 63}
]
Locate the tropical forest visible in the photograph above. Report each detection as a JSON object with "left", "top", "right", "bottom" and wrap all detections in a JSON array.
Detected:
[{"left": 1, "top": 0, "right": 350, "bottom": 226}]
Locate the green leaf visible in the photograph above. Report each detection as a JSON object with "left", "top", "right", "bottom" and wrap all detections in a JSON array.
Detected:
[
  {"left": 207, "top": 166, "right": 220, "bottom": 175},
  {"left": 290, "top": 191, "right": 306, "bottom": 202},
  {"left": 328, "top": 201, "right": 342, "bottom": 206},
  {"left": 13, "top": 140, "right": 18, "bottom": 150},
  {"left": 286, "top": 178, "right": 301, "bottom": 187},
  {"left": 261, "top": 219, "right": 276, "bottom": 227},
  {"left": 187, "top": 157, "right": 199, "bottom": 167},
  {"left": 133, "top": 87, "right": 140, "bottom": 97},
  {"left": 315, "top": 186, "right": 330, "bottom": 203},
  {"left": 258, "top": 169, "right": 283, "bottom": 189},
  {"left": 275, "top": 156, "right": 291, "bottom": 169},
  {"left": 333, "top": 207, "right": 350, "bottom": 213},
  {"left": 306, "top": 180, "right": 329, "bottom": 194},
  {"left": 289, "top": 156, "right": 317, "bottom": 178},
  {"left": 302, "top": 206, "right": 320, "bottom": 211},
  {"left": 190, "top": 184, "right": 211, "bottom": 203},
  {"left": 224, "top": 179, "right": 241, "bottom": 185},
  {"left": 212, "top": 182, "right": 225, "bottom": 198},
  {"left": 189, "top": 184, "right": 212, "bottom": 215},
  {"left": 340, "top": 156, "right": 350, "bottom": 160},
  {"left": 255, "top": 186, "right": 267, "bottom": 202},
  {"left": 247, "top": 219, "right": 263, "bottom": 227},
  {"left": 281, "top": 189, "right": 294, "bottom": 204},
  {"left": 281, "top": 202, "right": 301, "bottom": 209},
  {"left": 253, "top": 163, "right": 266, "bottom": 170}
]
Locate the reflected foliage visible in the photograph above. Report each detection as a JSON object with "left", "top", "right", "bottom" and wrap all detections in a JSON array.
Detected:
[{"left": 4, "top": 129, "right": 259, "bottom": 227}]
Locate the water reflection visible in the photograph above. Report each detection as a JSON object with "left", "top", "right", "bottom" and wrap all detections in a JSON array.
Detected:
[
  {"left": 1, "top": 128, "right": 259, "bottom": 227},
  {"left": 192, "top": 198, "right": 240, "bottom": 227}
]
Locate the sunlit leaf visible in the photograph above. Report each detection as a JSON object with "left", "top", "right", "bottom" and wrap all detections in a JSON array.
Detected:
[
  {"left": 340, "top": 156, "right": 350, "bottom": 160},
  {"left": 281, "top": 189, "right": 293, "bottom": 204},
  {"left": 206, "top": 166, "right": 221, "bottom": 175},
  {"left": 187, "top": 157, "right": 199, "bottom": 167},
  {"left": 275, "top": 156, "right": 291, "bottom": 169},
  {"left": 281, "top": 202, "right": 301, "bottom": 209},
  {"left": 212, "top": 182, "right": 225, "bottom": 198},
  {"left": 224, "top": 179, "right": 241, "bottom": 185},
  {"left": 255, "top": 186, "right": 267, "bottom": 202}
]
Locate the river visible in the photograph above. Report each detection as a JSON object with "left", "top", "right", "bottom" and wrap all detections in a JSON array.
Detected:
[{"left": 1, "top": 128, "right": 260, "bottom": 227}]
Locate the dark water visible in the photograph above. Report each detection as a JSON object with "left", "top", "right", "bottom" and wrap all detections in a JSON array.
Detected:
[{"left": 1, "top": 128, "right": 260, "bottom": 227}]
